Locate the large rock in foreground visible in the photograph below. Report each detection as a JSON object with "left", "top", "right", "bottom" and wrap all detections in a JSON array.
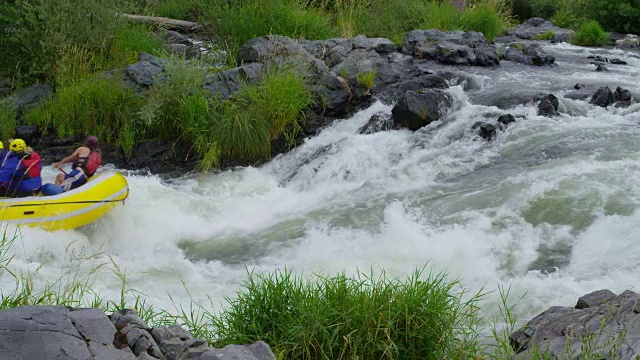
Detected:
[
  {"left": 0, "top": 305, "right": 277, "bottom": 360},
  {"left": 510, "top": 290, "right": 640, "bottom": 359},
  {"left": 402, "top": 29, "right": 500, "bottom": 67},
  {"left": 392, "top": 89, "right": 453, "bottom": 131}
]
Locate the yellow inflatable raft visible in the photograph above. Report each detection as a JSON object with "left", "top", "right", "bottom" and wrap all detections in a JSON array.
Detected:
[{"left": 0, "top": 171, "right": 129, "bottom": 231}]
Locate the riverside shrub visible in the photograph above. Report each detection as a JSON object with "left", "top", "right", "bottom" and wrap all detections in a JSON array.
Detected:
[
  {"left": 573, "top": 20, "right": 609, "bottom": 46},
  {"left": 210, "top": 266, "right": 484, "bottom": 359}
]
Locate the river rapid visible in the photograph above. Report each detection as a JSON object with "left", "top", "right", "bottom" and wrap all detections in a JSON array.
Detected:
[{"left": 3, "top": 42, "right": 640, "bottom": 331}]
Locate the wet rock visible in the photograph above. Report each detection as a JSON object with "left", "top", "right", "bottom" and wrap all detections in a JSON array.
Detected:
[
  {"left": 610, "top": 58, "right": 628, "bottom": 65},
  {"left": 70, "top": 308, "right": 118, "bottom": 345},
  {"left": 358, "top": 112, "right": 395, "bottom": 134},
  {"left": 391, "top": 89, "right": 453, "bottom": 131},
  {"left": 350, "top": 34, "right": 396, "bottom": 53},
  {"left": 497, "top": 114, "right": 516, "bottom": 125},
  {"left": 614, "top": 87, "right": 633, "bottom": 108},
  {"left": 576, "top": 289, "right": 617, "bottom": 309},
  {"left": 331, "top": 49, "right": 383, "bottom": 84},
  {"left": 510, "top": 290, "right": 640, "bottom": 359},
  {"left": 125, "top": 61, "right": 163, "bottom": 87},
  {"left": 139, "top": 52, "right": 167, "bottom": 68},
  {"left": 111, "top": 309, "right": 150, "bottom": 330},
  {"left": 616, "top": 34, "right": 640, "bottom": 48},
  {"left": 373, "top": 54, "right": 434, "bottom": 91},
  {"left": 510, "top": 17, "right": 575, "bottom": 42},
  {"left": 199, "top": 341, "right": 276, "bottom": 360},
  {"left": 473, "top": 122, "right": 500, "bottom": 141},
  {"left": 237, "top": 35, "right": 307, "bottom": 64},
  {"left": 504, "top": 43, "right": 555, "bottom": 66},
  {"left": 402, "top": 29, "right": 499, "bottom": 67},
  {"left": 384, "top": 74, "right": 448, "bottom": 98},
  {"left": 310, "top": 85, "right": 351, "bottom": 117},
  {"left": 595, "top": 63, "right": 608, "bottom": 72},
  {"left": 590, "top": 87, "right": 614, "bottom": 108},
  {"left": 0, "top": 306, "right": 91, "bottom": 359},
  {"left": 471, "top": 91, "right": 546, "bottom": 109},
  {"left": 537, "top": 94, "right": 559, "bottom": 116}
]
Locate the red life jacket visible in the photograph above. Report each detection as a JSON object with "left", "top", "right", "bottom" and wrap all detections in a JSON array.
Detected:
[
  {"left": 21, "top": 151, "right": 42, "bottom": 178},
  {"left": 82, "top": 151, "right": 101, "bottom": 177}
]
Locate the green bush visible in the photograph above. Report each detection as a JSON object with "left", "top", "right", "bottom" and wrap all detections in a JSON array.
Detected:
[
  {"left": 582, "top": 0, "right": 640, "bottom": 35},
  {"left": 573, "top": 20, "right": 608, "bottom": 46},
  {"left": 211, "top": 266, "right": 484, "bottom": 359}
]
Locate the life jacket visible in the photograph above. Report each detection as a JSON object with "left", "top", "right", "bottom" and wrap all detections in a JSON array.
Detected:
[
  {"left": 81, "top": 151, "right": 101, "bottom": 177},
  {"left": 20, "top": 151, "right": 42, "bottom": 179}
]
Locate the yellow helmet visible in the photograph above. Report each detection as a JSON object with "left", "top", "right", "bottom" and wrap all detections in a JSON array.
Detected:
[
  {"left": 0, "top": 141, "right": 3, "bottom": 150},
  {"left": 10, "top": 139, "right": 27, "bottom": 152}
]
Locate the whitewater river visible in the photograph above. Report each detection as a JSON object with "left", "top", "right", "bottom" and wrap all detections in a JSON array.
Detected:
[{"left": 3, "top": 42, "right": 640, "bottom": 331}]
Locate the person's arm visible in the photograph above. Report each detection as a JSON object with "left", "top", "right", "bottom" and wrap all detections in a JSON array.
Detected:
[{"left": 53, "top": 148, "right": 81, "bottom": 168}]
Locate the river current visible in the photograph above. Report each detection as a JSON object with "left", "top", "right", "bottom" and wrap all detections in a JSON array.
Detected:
[{"left": 3, "top": 42, "right": 640, "bottom": 330}]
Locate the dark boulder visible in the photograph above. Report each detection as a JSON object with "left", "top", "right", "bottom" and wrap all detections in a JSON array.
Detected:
[
  {"left": 204, "top": 63, "right": 264, "bottom": 100},
  {"left": 610, "top": 58, "right": 628, "bottom": 65},
  {"left": 124, "top": 61, "right": 163, "bottom": 87},
  {"left": 358, "top": 112, "right": 395, "bottom": 134},
  {"left": 384, "top": 74, "right": 448, "bottom": 98},
  {"left": 509, "top": 17, "right": 575, "bottom": 42},
  {"left": 595, "top": 64, "right": 608, "bottom": 72},
  {"left": 159, "top": 30, "right": 192, "bottom": 45},
  {"left": 310, "top": 85, "right": 351, "bottom": 117},
  {"left": 473, "top": 122, "right": 500, "bottom": 141},
  {"left": 497, "top": 114, "right": 516, "bottom": 125},
  {"left": 402, "top": 29, "right": 499, "bottom": 67},
  {"left": 537, "top": 94, "right": 559, "bottom": 116},
  {"left": 391, "top": 89, "right": 453, "bottom": 131},
  {"left": 504, "top": 43, "right": 555, "bottom": 66},
  {"left": 614, "top": 86, "right": 633, "bottom": 108},
  {"left": 590, "top": 87, "right": 614, "bottom": 108},
  {"left": 14, "top": 125, "right": 40, "bottom": 145}
]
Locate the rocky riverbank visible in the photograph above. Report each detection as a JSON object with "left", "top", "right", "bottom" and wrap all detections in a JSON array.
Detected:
[
  {"left": 510, "top": 289, "right": 640, "bottom": 359},
  {"left": 1, "top": 17, "right": 637, "bottom": 176},
  {"left": 0, "top": 305, "right": 275, "bottom": 360}
]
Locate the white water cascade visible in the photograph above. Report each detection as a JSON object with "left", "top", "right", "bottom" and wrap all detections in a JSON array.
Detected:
[{"left": 2, "top": 42, "right": 640, "bottom": 328}]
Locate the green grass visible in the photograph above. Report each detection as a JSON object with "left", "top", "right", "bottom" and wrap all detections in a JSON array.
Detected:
[
  {"left": 421, "top": 1, "right": 461, "bottom": 32},
  {"left": 533, "top": 30, "right": 555, "bottom": 40},
  {"left": 0, "top": 105, "right": 17, "bottom": 141},
  {"left": 150, "top": 0, "right": 208, "bottom": 20},
  {"left": 356, "top": 68, "right": 377, "bottom": 92},
  {"left": 26, "top": 76, "right": 143, "bottom": 154},
  {"left": 210, "top": 266, "right": 485, "bottom": 359},
  {"left": 350, "top": 0, "right": 429, "bottom": 44},
  {"left": 107, "top": 25, "right": 166, "bottom": 69},
  {"left": 572, "top": 20, "right": 608, "bottom": 47},
  {"left": 461, "top": 2, "right": 505, "bottom": 42}
]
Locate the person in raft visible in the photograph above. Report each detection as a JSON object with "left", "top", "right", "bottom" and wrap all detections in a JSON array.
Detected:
[
  {"left": 0, "top": 139, "right": 43, "bottom": 197},
  {"left": 52, "top": 135, "right": 102, "bottom": 192}
]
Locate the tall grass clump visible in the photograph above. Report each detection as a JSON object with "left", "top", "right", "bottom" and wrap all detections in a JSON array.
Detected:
[
  {"left": 26, "top": 76, "right": 142, "bottom": 154},
  {"left": 0, "top": 105, "right": 17, "bottom": 141},
  {"left": 421, "top": 1, "right": 461, "bottom": 31},
  {"left": 209, "top": 66, "right": 312, "bottom": 163},
  {"left": 349, "top": 0, "right": 429, "bottom": 44},
  {"left": 150, "top": 0, "right": 208, "bottom": 20},
  {"left": 107, "top": 25, "right": 166, "bottom": 69},
  {"left": 211, "top": 266, "right": 485, "bottom": 359},
  {"left": 461, "top": 2, "right": 505, "bottom": 41},
  {"left": 572, "top": 20, "right": 608, "bottom": 47},
  {"left": 206, "top": 0, "right": 337, "bottom": 63}
]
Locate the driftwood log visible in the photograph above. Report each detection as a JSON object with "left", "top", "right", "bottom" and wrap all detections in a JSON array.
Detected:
[{"left": 120, "top": 13, "right": 201, "bottom": 32}]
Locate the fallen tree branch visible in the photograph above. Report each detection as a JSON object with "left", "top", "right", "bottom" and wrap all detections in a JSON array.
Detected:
[{"left": 119, "top": 13, "right": 202, "bottom": 32}]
